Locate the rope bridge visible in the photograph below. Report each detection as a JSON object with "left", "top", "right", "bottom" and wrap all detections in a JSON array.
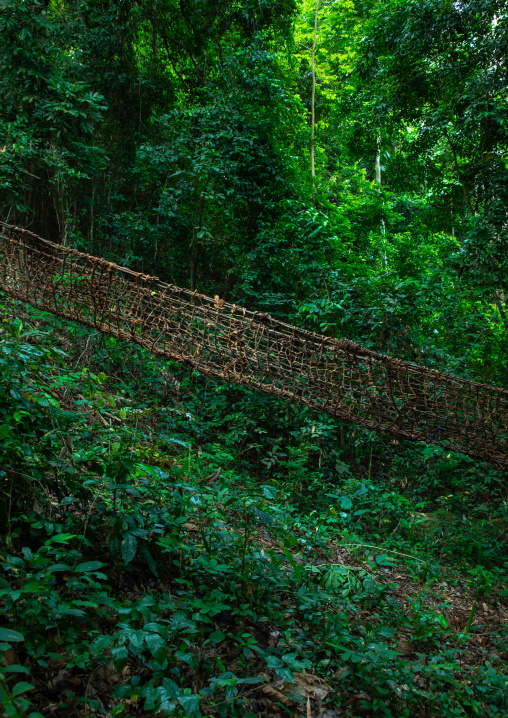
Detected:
[{"left": 1, "top": 222, "right": 507, "bottom": 469}]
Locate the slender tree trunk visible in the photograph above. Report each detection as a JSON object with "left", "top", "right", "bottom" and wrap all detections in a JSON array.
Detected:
[
  {"left": 89, "top": 182, "right": 95, "bottom": 251},
  {"left": 375, "top": 135, "right": 387, "bottom": 268},
  {"left": 445, "top": 129, "right": 474, "bottom": 215},
  {"left": 375, "top": 136, "right": 382, "bottom": 185},
  {"left": 310, "top": 0, "right": 319, "bottom": 193},
  {"left": 190, "top": 196, "right": 205, "bottom": 292},
  {"left": 190, "top": 241, "right": 199, "bottom": 293},
  {"left": 493, "top": 291, "right": 508, "bottom": 335},
  {"left": 150, "top": 8, "right": 159, "bottom": 64}
]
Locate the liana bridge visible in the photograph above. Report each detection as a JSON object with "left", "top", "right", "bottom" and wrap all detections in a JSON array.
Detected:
[{"left": 1, "top": 222, "right": 507, "bottom": 469}]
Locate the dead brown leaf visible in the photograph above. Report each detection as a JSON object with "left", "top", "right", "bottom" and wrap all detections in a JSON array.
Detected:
[
  {"left": 293, "top": 672, "right": 332, "bottom": 701},
  {"left": 396, "top": 637, "right": 415, "bottom": 655},
  {"left": 2, "top": 649, "right": 17, "bottom": 667},
  {"left": 261, "top": 683, "right": 295, "bottom": 707},
  {"left": 260, "top": 672, "right": 333, "bottom": 712},
  {"left": 204, "top": 468, "right": 222, "bottom": 483},
  {"left": 95, "top": 661, "right": 121, "bottom": 685}
]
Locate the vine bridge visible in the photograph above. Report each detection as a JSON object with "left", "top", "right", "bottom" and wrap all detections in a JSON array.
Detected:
[{"left": 1, "top": 223, "right": 507, "bottom": 469}]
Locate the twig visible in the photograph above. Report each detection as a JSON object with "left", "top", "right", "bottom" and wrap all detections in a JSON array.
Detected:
[
  {"left": 448, "top": 327, "right": 487, "bottom": 375},
  {"left": 206, "top": 682, "right": 266, "bottom": 709},
  {"left": 334, "top": 544, "right": 428, "bottom": 563},
  {"left": 74, "top": 332, "right": 99, "bottom": 368}
]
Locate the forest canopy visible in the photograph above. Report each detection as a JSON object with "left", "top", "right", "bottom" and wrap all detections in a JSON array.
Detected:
[{"left": 1, "top": 0, "right": 507, "bottom": 382}]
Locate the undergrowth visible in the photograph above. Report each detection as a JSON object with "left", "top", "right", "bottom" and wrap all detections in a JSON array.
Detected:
[{"left": 0, "top": 297, "right": 507, "bottom": 718}]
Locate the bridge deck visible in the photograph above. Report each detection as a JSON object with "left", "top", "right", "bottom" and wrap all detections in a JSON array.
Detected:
[{"left": 1, "top": 222, "right": 507, "bottom": 469}]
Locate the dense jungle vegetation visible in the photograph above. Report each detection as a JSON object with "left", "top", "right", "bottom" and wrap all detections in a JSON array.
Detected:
[{"left": 1, "top": 0, "right": 508, "bottom": 716}]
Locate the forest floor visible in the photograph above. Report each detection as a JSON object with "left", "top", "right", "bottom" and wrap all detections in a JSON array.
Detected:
[{"left": 0, "top": 296, "right": 507, "bottom": 718}]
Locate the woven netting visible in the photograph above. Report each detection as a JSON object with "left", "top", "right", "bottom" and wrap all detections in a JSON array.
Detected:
[{"left": 1, "top": 222, "right": 507, "bottom": 469}]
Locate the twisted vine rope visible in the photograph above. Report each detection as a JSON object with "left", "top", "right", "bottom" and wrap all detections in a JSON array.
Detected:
[{"left": 1, "top": 222, "right": 507, "bottom": 469}]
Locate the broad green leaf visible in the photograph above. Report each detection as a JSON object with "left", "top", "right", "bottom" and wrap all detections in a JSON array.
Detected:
[
  {"left": 261, "top": 484, "right": 277, "bottom": 499},
  {"left": 47, "top": 563, "right": 72, "bottom": 572},
  {"left": 2, "top": 664, "right": 31, "bottom": 674},
  {"left": 0, "top": 628, "right": 24, "bottom": 642},
  {"left": 209, "top": 630, "right": 225, "bottom": 645},
  {"left": 76, "top": 561, "right": 104, "bottom": 572},
  {"left": 140, "top": 544, "right": 158, "bottom": 577},
  {"left": 177, "top": 694, "right": 200, "bottom": 717},
  {"left": 146, "top": 633, "right": 165, "bottom": 658},
  {"left": 121, "top": 534, "right": 137, "bottom": 564},
  {"left": 45, "top": 534, "right": 77, "bottom": 545},
  {"left": 111, "top": 645, "right": 128, "bottom": 669},
  {"left": 265, "top": 655, "right": 282, "bottom": 669},
  {"left": 12, "top": 681, "right": 34, "bottom": 696},
  {"left": 275, "top": 666, "right": 294, "bottom": 683}
]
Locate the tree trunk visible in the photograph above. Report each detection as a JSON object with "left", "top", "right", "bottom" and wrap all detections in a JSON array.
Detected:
[
  {"left": 375, "top": 135, "right": 387, "bottom": 268},
  {"left": 375, "top": 135, "right": 382, "bottom": 184},
  {"left": 310, "top": 0, "right": 319, "bottom": 194},
  {"left": 190, "top": 196, "right": 205, "bottom": 292}
]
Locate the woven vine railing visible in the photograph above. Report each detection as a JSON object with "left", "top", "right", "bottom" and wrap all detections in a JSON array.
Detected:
[{"left": 1, "top": 222, "right": 507, "bottom": 469}]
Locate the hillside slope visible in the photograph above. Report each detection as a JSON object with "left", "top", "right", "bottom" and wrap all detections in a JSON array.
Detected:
[{"left": 0, "top": 295, "right": 507, "bottom": 718}]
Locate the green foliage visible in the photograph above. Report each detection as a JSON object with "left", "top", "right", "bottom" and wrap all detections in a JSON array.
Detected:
[
  {"left": 1, "top": 0, "right": 508, "bottom": 713},
  {"left": 0, "top": 0, "right": 107, "bottom": 241},
  {"left": 356, "top": 0, "right": 508, "bottom": 289},
  {"left": 0, "top": 301, "right": 507, "bottom": 717}
]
